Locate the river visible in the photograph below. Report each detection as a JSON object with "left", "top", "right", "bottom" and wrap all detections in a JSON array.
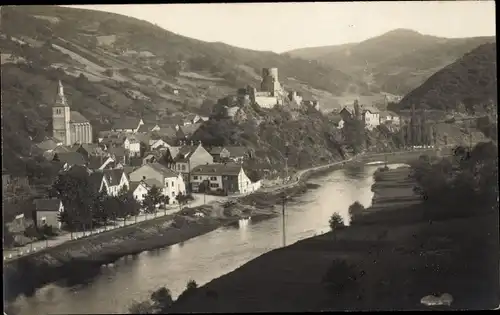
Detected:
[{"left": 11, "top": 163, "right": 405, "bottom": 315}]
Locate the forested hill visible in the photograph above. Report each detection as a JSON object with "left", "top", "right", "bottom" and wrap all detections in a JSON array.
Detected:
[
  {"left": 1, "top": 5, "right": 373, "bottom": 174},
  {"left": 396, "top": 43, "right": 497, "bottom": 112}
]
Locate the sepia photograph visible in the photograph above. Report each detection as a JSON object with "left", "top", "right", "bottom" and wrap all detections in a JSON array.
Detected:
[{"left": 1, "top": 1, "right": 498, "bottom": 314}]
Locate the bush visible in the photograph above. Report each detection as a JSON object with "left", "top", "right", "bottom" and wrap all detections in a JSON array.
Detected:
[
  {"left": 176, "top": 279, "right": 198, "bottom": 302},
  {"left": 322, "top": 260, "right": 360, "bottom": 295}
]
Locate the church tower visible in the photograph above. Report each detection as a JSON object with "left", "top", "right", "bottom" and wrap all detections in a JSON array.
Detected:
[{"left": 52, "top": 80, "right": 71, "bottom": 145}]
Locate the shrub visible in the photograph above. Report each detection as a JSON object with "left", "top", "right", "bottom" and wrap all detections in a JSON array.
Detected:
[
  {"left": 176, "top": 279, "right": 199, "bottom": 302},
  {"left": 322, "top": 260, "right": 360, "bottom": 295}
]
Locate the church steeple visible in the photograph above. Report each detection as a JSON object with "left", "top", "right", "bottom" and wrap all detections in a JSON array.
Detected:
[{"left": 56, "top": 80, "right": 68, "bottom": 107}]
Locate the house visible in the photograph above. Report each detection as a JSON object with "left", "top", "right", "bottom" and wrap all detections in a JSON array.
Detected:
[
  {"left": 142, "top": 150, "right": 165, "bottom": 165},
  {"left": 137, "top": 122, "right": 161, "bottom": 134},
  {"left": 89, "top": 168, "right": 129, "bottom": 196},
  {"left": 209, "top": 146, "right": 231, "bottom": 163},
  {"left": 329, "top": 114, "right": 345, "bottom": 129},
  {"left": 179, "top": 123, "right": 203, "bottom": 139},
  {"left": 190, "top": 163, "right": 253, "bottom": 194},
  {"left": 108, "top": 146, "right": 128, "bottom": 165},
  {"left": 52, "top": 152, "right": 87, "bottom": 171},
  {"left": 379, "top": 110, "right": 400, "bottom": 125},
  {"left": 128, "top": 163, "right": 186, "bottom": 203},
  {"left": 361, "top": 106, "right": 381, "bottom": 130},
  {"left": 130, "top": 181, "right": 149, "bottom": 203},
  {"left": 111, "top": 118, "right": 144, "bottom": 133},
  {"left": 150, "top": 139, "right": 170, "bottom": 150},
  {"left": 124, "top": 135, "right": 142, "bottom": 157},
  {"left": 225, "top": 146, "right": 250, "bottom": 163},
  {"left": 33, "top": 198, "right": 64, "bottom": 229},
  {"left": 71, "top": 143, "right": 106, "bottom": 161},
  {"left": 172, "top": 142, "right": 214, "bottom": 189},
  {"left": 339, "top": 107, "right": 355, "bottom": 121},
  {"left": 185, "top": 113, "right": 201, "bottom": 125}
]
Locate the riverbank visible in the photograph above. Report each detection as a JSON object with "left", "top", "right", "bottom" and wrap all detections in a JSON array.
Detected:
[
  {"left": 4, "top": 154, "right": 353, "bottom": 303},
  {"left": 169, "top": 166, "right": 499, "bottom": 312},
  {"left": 3, "top": 149, "right": 445, "bottom": 304}
]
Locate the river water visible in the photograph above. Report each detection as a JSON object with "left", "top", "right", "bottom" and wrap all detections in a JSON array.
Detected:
[{"left": 11, "top": 163, "right": 404, "bottom": 315}]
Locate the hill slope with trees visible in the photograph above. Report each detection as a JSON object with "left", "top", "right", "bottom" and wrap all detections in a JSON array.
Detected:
[{"left": 396, "top": 43, "right": 497, "bottom": 112}]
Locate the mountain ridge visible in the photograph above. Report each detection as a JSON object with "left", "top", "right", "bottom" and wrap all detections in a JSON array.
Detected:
[{"left": 285, "top": 28, "right": 495, "bottom": 95}]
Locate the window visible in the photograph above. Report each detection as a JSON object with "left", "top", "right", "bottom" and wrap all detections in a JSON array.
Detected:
[
  {"left": 165, "top": 181, "right": 169, "bottom": 187},
  {"left": 171, "top": 181, "right": 174, "bottom": 187},
  {"left": 182, "top": 165, "right": 186, "bottom": 171},
  {"left": 210, "top": 183, "right": 219, "bottom": 188},
  {"left": 193, "top": 176, "right": 198, "bottom": 180},
  {"left": 172, "top": 192, "right": 175, "bottom": 197},
  {"left": 210, "top": 176, "right": 217, "bottom": 181}
]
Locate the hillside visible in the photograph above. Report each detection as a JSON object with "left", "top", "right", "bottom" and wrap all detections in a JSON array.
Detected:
[
  {"left": 1, "top": 5, "right": 373, "bottom": 173},
  {"left": 396, "top": 43, "right": 497, "bottom": 112},
  {"left": 285, "top": 29, "right": 495, "bottom": 95},
  {"left": 189, "top": 101, "right": 399, "bottom": 178}
]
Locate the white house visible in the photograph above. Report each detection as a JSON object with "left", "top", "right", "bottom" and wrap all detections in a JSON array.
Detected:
[
  {"left": 380, "top": 111, "right": 400, "bottom": 125},
  {"left": 128, "top": 163, "right": 186, "bottom": 203},
  {"left": 190, "top": 163, "right": 253, "bottom": 194},
  {"left": 33, "top": 198, "right": 64, "bottom": 229},
  {"left": 130, "top": 181, "right": 150, "bottom": 203},
  {"left": 89, "top": 169, "right": 129, "bottom": 196},
  {"left": 362, "top": 107, "right": 380, "bottom": 130},
  {"left": 124, "top": 135, "right": 141, "bottom": 157}
]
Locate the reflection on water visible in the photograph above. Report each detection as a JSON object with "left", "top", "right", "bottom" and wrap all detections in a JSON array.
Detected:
[{"left": 12, "top": 164, "right": 404, "bottom": 315}]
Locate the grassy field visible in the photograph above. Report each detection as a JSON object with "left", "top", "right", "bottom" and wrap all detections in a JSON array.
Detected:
[{"left": 170, "top": 167, "right": 499, "bottom": 312}]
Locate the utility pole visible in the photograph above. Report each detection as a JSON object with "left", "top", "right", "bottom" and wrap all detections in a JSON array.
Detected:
[
  {"left": 284, "top": 142, "right": 289, "bottom": 184},
  {"left": 282, "top": 192, "right": 286, "bottom": 247}
]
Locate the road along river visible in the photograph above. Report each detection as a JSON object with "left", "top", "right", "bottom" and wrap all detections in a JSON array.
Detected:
[{"left": 11, "top": 163, "right": 407, "bottom": 315}]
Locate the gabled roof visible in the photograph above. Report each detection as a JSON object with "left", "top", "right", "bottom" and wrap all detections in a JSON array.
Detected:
[
  {"left": 112, "top": 118, "right": 142, "bottom": 130},
  {"left": 69, "top": 111, "right": 89, "bottom": 123},
  {"left": 179, "top": 123, "right": 202, "bottom": 137},
  {"left": 137, "top": 122, "right": 159, "bottom": 133},
  {"left": 329, "top": 114, "right": 343, "bottom": 124},
  {"left": 89, "top": 172, "right": 107, "bottom": 191},
  {"left": 101, "top": 169, "right": 125, "bottom": 186},
  {"left": 191, "top": 163, "right": 242, "bottom": 176},
  {"left": 210, "top": 146, "right": 226, "bottom": 155},
  {"left": 147, "top": 162, "right": 178, "bottom": 178},
  {"left": 53, "top": 152, "right": 87, "bottom": 166},
  {"left": 108, "top": 146, "right": 127, "bottom": 157},
  {"left": 362, "top": 106, "right": 380, "bottom": 114},
  {"left": 87, "top": 156, "right": 109, "bottom": 170},
  {"left": 123, "top": 166, "right": 137, "bottom": 175},
  {"left": 174, "top": 145, "right": 198, "bottom": 162},
  {"left": 144, "top": 178, "right": 163, "bottom": 188},
  {"left": 34, "top": 198, "right": 62, "bottom": 212},
  {"left": 225, "top": 146, "right": 248, "bottom": 158}
]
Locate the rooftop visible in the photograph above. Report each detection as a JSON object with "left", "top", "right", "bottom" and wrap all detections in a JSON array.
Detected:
[
  {"left": 34, "top": 198, "right": 61, "bottom": 212},
  {"left": 191, "top": 163, "right": 242, "bottom": 176},
  {"left": 53, "top": 152, "right": 87, "bottom": 166},
  {"left": 69, "top": 111, "right": 89, "bottom": 123}
]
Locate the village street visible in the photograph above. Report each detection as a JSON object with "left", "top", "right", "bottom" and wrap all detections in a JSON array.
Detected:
[{"left": 3, "top": 193, "right": 226, "bottom": 261}]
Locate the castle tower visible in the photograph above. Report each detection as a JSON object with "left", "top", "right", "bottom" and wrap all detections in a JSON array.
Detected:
[
  {"left": 260, "top": 67, "right": 281, "bottom": 96},
  {"left": 52, "top": 80, "right": 71, "bottom": 145}
]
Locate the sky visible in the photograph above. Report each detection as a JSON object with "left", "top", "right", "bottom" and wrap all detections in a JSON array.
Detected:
[{"left": 67, "top": 1, "right": 496, "bottom": 53}]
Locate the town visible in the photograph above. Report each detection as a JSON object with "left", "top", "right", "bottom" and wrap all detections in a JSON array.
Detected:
[{"left": 2, "top": 3, "right": 497, "bottom": 314}]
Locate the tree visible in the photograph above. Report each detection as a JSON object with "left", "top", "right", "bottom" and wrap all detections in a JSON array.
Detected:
[
  {"left": 329, "top": 213, "right": 345, "bottom": 240},
  {"left": 176, "top": 192, "right": 189, "bottom": 210},
  {"left": 176, "top": 280, "right": 199, "bottom": 303},
  {"left": 52, "top": 168, "right": 96, "bottom": 231},
  {"left": 128, "top": 300, "right": 154, "bottom": 314},
  {"left": 348, "top": 201, "right": 365, "bottom": 224},
  {"left": 150, "top": 287, "right": 174, "bottom": 313},
  {"left": 142, "top": 185, "right": 162, "bottom": 214}
]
